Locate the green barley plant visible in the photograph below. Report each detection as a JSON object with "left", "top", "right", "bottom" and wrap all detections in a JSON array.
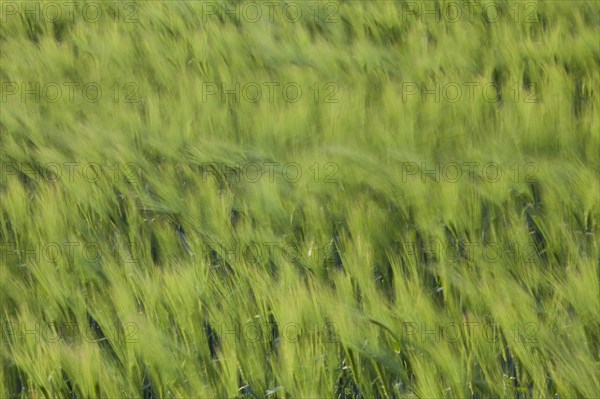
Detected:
[{"left": 1, "top": 0, "right": 599, "bottom": 397}]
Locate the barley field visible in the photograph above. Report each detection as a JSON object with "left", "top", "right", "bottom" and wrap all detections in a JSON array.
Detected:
[{"left": 0, "top": 1, "right": 599, "bottom": 398}]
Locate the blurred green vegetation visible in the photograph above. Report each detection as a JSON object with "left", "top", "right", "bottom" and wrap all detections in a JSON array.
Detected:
[{"left": 1, "top": 0, "right": 599, "bottom": 397}]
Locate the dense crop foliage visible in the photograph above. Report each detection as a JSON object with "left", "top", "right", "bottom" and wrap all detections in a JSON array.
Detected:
[{"left": 1, "top": 0, "right": 599, "bottom": 397}]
